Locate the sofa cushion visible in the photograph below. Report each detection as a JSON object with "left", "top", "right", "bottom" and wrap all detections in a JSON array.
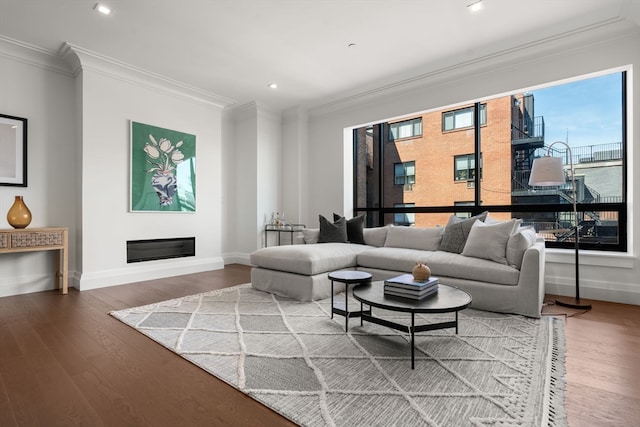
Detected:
[
  {"left": 362, "top": 226, "right": 389, "bottom": 247},
  {"left": 506, "top": 226, "right": 538, "bottom": 269},
  {"left": 384, "top": 226, "right": 442, "bottom": 251},
  {"left": 438, "top": 211, "right": 488, "bottom": 254},
  {"left": 462, "top": 218, "right": 519, "bottom": 264},
  {"left": 318, "top": 215, "right": 348, "bottom": 243},
  {"left": 357, "top": 247, "right": 520, "bottom": 285},
  {"left": 251, "top": 243, "right": 371, "bottom": 275},
  {"left": 333, "top": 213, "right": 365, "bottom": 244}
]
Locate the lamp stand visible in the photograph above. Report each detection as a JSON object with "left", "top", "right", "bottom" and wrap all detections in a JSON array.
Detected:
[
  {"left": 553, "top": 143, "right": 591, "bottom": 312},
  {"left": 554, "top": 228, "right": 591, "bottom": 310}
]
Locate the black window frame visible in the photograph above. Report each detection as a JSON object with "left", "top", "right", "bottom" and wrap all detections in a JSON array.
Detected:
[{"left": 352, "top": 71, "right": 628, "bottom": 253}]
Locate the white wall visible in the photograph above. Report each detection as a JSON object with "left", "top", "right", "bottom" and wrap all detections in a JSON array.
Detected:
[
  {"left": 299, "top": 21, "right": 640, "bottom": 305},
  {"left": 69, "top": 47, "right": 227, "bottom": 290},
  {"left": 0, "top": 39, "right": 229, "bottom": 295},
  {"left": 0, "top": 41, "right": 78, "bottom": 297}
]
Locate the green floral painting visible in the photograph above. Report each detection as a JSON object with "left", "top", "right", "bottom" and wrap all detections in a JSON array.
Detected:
[{"left": 130, "top": 121, "right": 196, "bottom": 212}]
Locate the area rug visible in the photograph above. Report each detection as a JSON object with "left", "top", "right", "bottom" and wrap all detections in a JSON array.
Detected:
[{"left": 110, "top": 283, "right": 567, "bottom": 427}]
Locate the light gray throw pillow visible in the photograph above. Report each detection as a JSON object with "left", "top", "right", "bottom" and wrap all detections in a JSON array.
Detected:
[
  {"left": 384, "top": 226, "right": 442, "bottom": 251},
  {"left": 362, "top": 226, "right": 389, "bottom": 247},
  {"left": 506, "top": 226, "right": 538, "bottom": 269},
  {"left": 302, "top": 228, "right": 320, "bottom": 244},
  {"left": 462, "top": 218, "right": 519, "bottom": 264}
]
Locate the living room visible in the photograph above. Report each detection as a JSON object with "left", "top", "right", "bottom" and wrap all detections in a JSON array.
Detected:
[{"left": 0, "top": 1, "right": 639, "bottom": 425}]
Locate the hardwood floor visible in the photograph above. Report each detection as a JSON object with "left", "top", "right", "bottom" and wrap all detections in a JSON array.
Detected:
[{"left": 1, "top": 265, "right": 638, "bottom": 426}]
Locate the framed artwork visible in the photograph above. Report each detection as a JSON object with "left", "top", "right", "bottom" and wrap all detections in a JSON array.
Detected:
[
  {"left": 130, "top": 121, "right": 196, "bottom": 212},
  {"left": 0, "top": 114, "right": 27, "bottom": 187}
]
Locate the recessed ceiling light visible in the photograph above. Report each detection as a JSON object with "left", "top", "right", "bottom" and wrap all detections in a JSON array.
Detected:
[
  {"left": 467, "top": 0, "right": 485, "bottom": 12},
  {"left": 94, "top": 3, "right": 112, "bottom": 15},
  {"left": 268, "top": 83, "right": 278, "bottom": 89}
]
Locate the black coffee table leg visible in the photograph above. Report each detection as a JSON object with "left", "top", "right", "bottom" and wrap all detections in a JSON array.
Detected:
[
  {"left": 330, "top": 280, "right": 334, "bottom": 319},
  {"left": 345, "top": 284, "right": 349, "bottom": 331},
  {"left": 411, "top": 312, "right": 415, "bottom": 369}
]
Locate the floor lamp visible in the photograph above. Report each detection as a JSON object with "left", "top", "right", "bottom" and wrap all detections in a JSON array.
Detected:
[{"left": 528, "top": 141, "right": 592, "bottom": 311}]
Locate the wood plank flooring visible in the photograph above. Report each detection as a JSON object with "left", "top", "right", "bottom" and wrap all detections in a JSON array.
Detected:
[{"left": 1, "top": 265, "right": 638, "bottom": 426}]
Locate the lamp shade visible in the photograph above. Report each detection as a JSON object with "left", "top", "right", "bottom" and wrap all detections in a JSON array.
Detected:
[{"left": 529, "top": 156, "right": 566, "bottom": 186}]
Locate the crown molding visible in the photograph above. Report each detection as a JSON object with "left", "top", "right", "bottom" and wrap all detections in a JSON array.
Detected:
[
  {"left": 59, "top": 43, "right": 235, "bottom": 110},
  {"left": 227, "top": 101, "right": 282, "bottom": 123},
  {"left": 307, "top": 16, "right": 638, "bottom": 118},
  {"left": 0, "top": 35, "right": 72, "bottom": 76}
]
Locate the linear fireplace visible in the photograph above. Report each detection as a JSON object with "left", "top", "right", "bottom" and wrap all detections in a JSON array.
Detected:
[{"left": 127, "top": 237, "right": 195, "bottom": 263}]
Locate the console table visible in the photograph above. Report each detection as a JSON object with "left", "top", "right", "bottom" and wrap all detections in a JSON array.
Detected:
[{"left": 0, "top": 227, "right": 69, "bottom": 294}]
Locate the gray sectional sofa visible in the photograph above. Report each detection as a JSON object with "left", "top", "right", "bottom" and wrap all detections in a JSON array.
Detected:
[{"left": 250, "top": 216, "right": 546, "bottom": 318}]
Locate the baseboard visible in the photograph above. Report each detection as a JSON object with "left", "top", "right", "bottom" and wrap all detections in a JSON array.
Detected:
[
  {"left": 77, "top": 257, "right": 225, "bottom": 291},
  {"left": 544, "top": 277, "right": 640, "bottom": 306},
  {"left": 223, "top": 252, "right": 251, "bottom": 266}
]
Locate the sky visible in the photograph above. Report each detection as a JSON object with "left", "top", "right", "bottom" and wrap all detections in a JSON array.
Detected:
[{"left": 530, "top": 72, "right": 623, "bottom": 149}]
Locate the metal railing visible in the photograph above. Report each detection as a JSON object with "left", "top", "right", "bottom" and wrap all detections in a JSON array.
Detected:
[
  {"left": 539, "top": 142, "right": 622, "bottom": 165},
  {"left": 512, "top": 116, "right": 545, "bottom": 140}
]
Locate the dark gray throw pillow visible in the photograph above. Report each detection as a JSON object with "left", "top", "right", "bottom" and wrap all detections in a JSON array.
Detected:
[
  {"left": 318, "top": 215, "right": 348, "bottom": 243},
  {"left": 439, "top": 211, "right": 488, "bottom": 254},
  {"left": 333, "top": 213, "right": 365, "bottom": 244}
]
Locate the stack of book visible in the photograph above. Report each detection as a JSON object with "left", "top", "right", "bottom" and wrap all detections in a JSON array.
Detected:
[{"left": 384, "top": 274, "right": 439, "bottom": 300}]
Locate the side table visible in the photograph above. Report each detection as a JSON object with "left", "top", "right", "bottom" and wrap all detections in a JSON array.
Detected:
[
  {"left": 264, "top": 223, "right": 306, "bottom": 247},
  {"left": 328, "top": 270, "right": 372, "bottom": 331}
]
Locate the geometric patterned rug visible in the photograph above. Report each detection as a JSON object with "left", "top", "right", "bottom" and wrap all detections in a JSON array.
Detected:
[{"left": 110, "top": 283, "right": 567, "bottom": 427}]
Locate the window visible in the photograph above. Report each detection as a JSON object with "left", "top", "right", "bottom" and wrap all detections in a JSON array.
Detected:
[
  {"left": 389, "top": 118, "right": 422, "bottom": 141},
  {"left": 454, "top": 154, "right": 482, "bottom": 181},
  {"left": 443, "top": 104, "right": 486, "bottom": 131},
  {"left": 394, "top": 203, "right": 415, "bottom": 225},
  {"left": 353, "top": 71, "right": 627, "bottom": 252},
  {"left": 394, "top": 161, "right": 415, "bottom": 189}
]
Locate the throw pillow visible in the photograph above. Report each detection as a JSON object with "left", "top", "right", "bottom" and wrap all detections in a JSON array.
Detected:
[
  {"left": 318, "top": 215, "right": 348, "bottom": 243},
  {"left": 461, "top": 218, "right": 519, "bottom": 264},
  {"left": 333, "top": 213, "right": 366, "bottom": 244},
  {"left": 506, "top": 226, "right": 538, "bottom": 269},
  {"left": 362, "top": 226, "right": 389, "bottom": 247},
  {"left": 302, "top": 228, "right": 320, "bottom": 244},
  {"left": 438, "top": 211, "right": 488, "bottom": 254},
  {"left": 384, "top": 226, "right": 442, "bottom": 251}
]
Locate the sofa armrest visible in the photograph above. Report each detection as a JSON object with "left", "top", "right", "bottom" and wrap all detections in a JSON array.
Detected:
[{"left": 516, "top": 238, "right": 546, "bottom": 317}]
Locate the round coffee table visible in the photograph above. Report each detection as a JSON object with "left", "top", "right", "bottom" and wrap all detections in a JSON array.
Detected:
[
  {"left": 328, "top": 270, "right": 372, "bottom": 331},
  {"left": 353, "top": 281, "right": 472, "bottom": 369}
]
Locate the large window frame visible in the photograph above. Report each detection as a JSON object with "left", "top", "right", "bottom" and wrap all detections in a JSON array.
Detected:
[{"left": 353, "top": 71, "right": 628, "bottom": 253}]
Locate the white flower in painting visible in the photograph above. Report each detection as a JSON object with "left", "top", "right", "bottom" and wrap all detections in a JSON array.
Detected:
[
  {"left": 171, "top": 150, "right": 184, "bottom": 164},
  {"left": 143, "top": 144, "right": 160, "bottom": 159},
  {"left": 160, "top": 138, "right": 174, "bottom": 153}
]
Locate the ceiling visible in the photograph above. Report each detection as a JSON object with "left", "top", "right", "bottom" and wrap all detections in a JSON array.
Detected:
[{"left": 1, "top": 0, "right": 639, "bottom": 110}]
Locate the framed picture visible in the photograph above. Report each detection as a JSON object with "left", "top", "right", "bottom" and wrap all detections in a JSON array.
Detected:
[
  {"left": 130, "top": 121, "right": 196, "bottom": 212},
  {"left": 0, "top": 114, "right": 27, "bottom": 187}
]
